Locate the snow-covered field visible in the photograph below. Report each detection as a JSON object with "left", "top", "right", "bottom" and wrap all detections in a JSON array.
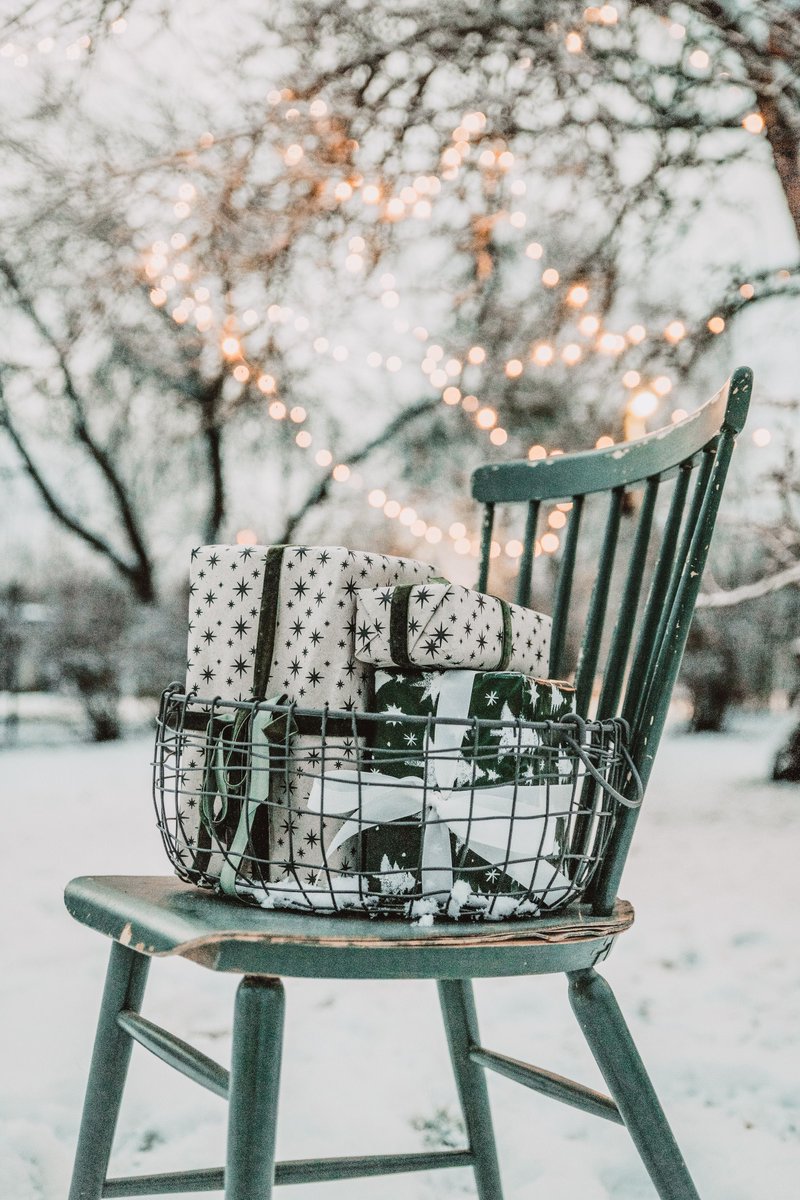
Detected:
[{"left": 2, "top": 713, "right": 798, "bottom": 1199}]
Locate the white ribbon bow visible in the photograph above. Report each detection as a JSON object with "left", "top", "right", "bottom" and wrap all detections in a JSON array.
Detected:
[{"left": 307, "top": 671, "right": 574, "bottom": 898}]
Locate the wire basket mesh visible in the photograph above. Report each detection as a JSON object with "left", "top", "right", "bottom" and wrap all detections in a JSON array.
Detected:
[{"left": 153, "top": 685, "right": 641, "bottom": 921}]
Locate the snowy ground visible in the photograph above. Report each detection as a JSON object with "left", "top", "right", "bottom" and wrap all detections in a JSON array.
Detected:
[{"left": 2, "top": 712, "right": 798, "bottom": 1199}]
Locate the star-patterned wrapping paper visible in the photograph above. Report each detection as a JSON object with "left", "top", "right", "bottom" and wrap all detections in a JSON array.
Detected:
[
  {"left": 178, "top": 544, "right": 435, "bottom": 888},
  {"left": 353, "top": 582, "right": 551, "bottom": 674},
  {"left": 360, "top": 668, "right": 576, "bottom": 908}
]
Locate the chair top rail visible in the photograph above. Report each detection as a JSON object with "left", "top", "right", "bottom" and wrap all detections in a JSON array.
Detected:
[{"left": 471, "top": 367, "right": 752, "bottom": 504}]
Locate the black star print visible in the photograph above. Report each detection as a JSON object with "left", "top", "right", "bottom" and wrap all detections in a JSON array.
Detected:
[{"left": 234, "top": 578, "right": 252, "bottom": 599}]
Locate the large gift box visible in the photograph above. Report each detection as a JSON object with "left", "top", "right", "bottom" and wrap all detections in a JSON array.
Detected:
[
  {"left": 177, "top": 545, "right": 434, "bottom": 888},
  {"left": 354, "top": 582, "right": 551, "bottom": 673},
  {"left": 307, "top": 668, "right": 577, "bottom": 914}
]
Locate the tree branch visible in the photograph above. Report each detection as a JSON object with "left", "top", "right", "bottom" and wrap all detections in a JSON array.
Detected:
[
  {"left": 0, "top": 385, "right": 154, "bottom": 600},
  {"left": 0, "top": 257, "right": 156, "bottom": 600},
  {"left": 277, "top": 395, "right": 442, "bottom": 544},
  {"left": 697, "top": 561, "right": 800, "bottom": 608}
]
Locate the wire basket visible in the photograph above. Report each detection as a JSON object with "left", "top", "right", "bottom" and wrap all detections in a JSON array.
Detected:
[{"left": 153, "top": 684, "right": 642, "bottom": 921}]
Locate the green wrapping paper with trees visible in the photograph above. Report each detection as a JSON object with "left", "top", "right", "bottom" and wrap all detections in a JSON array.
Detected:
[{"left": 306, "top": 668, "right": 577, "bottom": 913}]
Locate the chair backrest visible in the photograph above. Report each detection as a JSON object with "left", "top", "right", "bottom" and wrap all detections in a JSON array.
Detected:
[{"left": 471, "top": 366, "right": 752, "bottom": 913}]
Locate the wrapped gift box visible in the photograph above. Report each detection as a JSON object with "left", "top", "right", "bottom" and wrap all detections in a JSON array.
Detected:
[
  {"left": 354, "top": 582, "right": 551, "bottom": 673},
  {"left": 177, "top": 544, "right": 434, "bottom": 887},
  {"left": 307, "top": 668, "right": 577, "bottom": 913}
]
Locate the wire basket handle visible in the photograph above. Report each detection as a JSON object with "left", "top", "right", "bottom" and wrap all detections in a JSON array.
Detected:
[{"left": 558, "top": 714, "right": 644, "bottom": 809}]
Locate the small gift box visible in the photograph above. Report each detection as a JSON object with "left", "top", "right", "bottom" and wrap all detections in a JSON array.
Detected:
[
  {"left": 306, "top": 668, "right": 577, "bottom": 913},
  {"left": 354, "top": 582, "right": 551, "bottom": 674},
  {"left": 177, "top": 544, "right": 434, "bottom": 885}
]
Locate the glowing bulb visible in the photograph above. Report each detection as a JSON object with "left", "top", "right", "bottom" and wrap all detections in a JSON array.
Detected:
[
  {"left": 707, "top": 315, "right": 725, "bottom": 334},
  {"left": 653, "top": 376, "right": 672, "bottom": 396},
  {"left": 505, "top": 359, "right": 524, "bottom": 378},
  {"left": 284, "top": 144, "right": 304, "bottom": 165},
  {"left": 332, "top": 345, "right": 349, "bottom": 362},
  {"left": 462, "top": 395, "right": 479, "bottom": 412},
  {"left": 548, "top": 511, "right": 567, "bottom": 529},
  {"left": 743, "top": 112, "right": 764, "bottom": 134},
  {"left": 562, "top": 343, "right": 582, "bottom": 365},
  {"left": 269, "top": 401, "right": 287, "bottom": 419},
  {"left": 222, "top": 336, "right": 241, "bottom": 358},
  {"left": 739, "top": 283, "right": 755, "bottom": 299},
  {"left": 688, "top": 49, "right": 709, "bottom": 69},
  {"left": 597, "top": 332, "right": 625, "bottom": 354},
  {"left": 490, "top": 428, "right": 508, "bottom": 445},
  {"left": 468, "top": 346, "right": 486, "bottom": 365},
  {"left": 333, "top": 464, "right": 350, "bottom": 482},
  {"left": 443, "top": 386, "right": 461, "bottom": 405},
  {"left": 542, "top": 268, "right": 560, "bottom": 287},
  {"left": 509, "top": 211, "right": 527, "bottom": 228},
  {"left": 450, "top": 522, "right": 467, "bottom": 539},
  {"left": 629, "top": 391, "right": 659, "bottom": 418},
  {"left": 528, "top": 444, "right": 547, "bottom": 460},
  {"left": 316, "top": 449, "right": 333, "bottom": 467},
  {"left": 627, "top": 324, "right": 647, "bottom": 344},
  {"left": 384, "top": 500, "right": 401, "bottom": 518},
  {"left": 525, "top": 242, "right": 543, "bottom": 260},
  {"left": 289, "top": 406, "right": 307, "bottom": 423},
  {"left": 623, "top": 370, "right": 641, "bottom": 388},
  {"left": 362, "top": 184, "right": 381, "bottom": 204},
  {"left": 506, "top": 539, "right": 523, "bottom": 558},
  {"left": 671, "top": 409, "right": 688, "bottom": 423},
  {"left": 476, "top": 407, "right": 497, "bottom": 429},
  {"left": 296, "top": 430, "right": 312, "bottom": 448},
  {"left": 567, "top": 284, "right": 589, "bottom": 307},
  {"left": 425, "top": 526, "right": 443, "bottom": 544},
  {"left": 454, "top": 538, "right": 471, "bottom": 555},
  {"left": 386, "top": 356, "right": 402, "bottom": 372},
  {"left": 236, "top": 529, "right": 257, "bottom": 545},
  {"left": 752, "top": 427, "right": 771, "bottom": 447},
  {"left": 531, "top": 343, "right": 554, "bottom": 366},
  {"left": 565, "top": 31, "right": 583, "bottom": 53},
  {"left": 399, "top": 506, "right": 417, "bottom": 526},
  {"left": 596, "top": 435, "right": 614, "bottom": 448},
  {"left": 541, "top": 532, "right": 560, "bottom": 553},
  {"left": 579, "top": 315, "right": 600, "bottom": 336},
  {"left": 233, "top": 364, "right": 249, "bottom": 382},
  {"left": 664, "top": 320, "right": 686, "bottom": 343}
]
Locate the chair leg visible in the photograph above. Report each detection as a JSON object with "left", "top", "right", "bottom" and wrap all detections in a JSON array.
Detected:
[
  {"left": 568, "top": 969, "right": 701, "bottom": 1200},
  {"left": 438, "top": 979, "right": 504, "bottom": 1200},
  {"left": 225, "top": 975, "right": 285, "bottom": 1200},
  {"left": 68, "top": 941, "right": 151, "bottom": 1200}
]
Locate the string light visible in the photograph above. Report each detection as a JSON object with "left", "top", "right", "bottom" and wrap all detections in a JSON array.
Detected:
[
  {"left": 742, "top": 112, "right": 764, "bottom": 134},
  {"left": 133, "top": 90, "right": 757, "bottom": 568}
]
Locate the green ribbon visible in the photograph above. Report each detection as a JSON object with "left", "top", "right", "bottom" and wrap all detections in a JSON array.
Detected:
[{"left": 215, "top": 700, "right": 287, "bottom": 897}]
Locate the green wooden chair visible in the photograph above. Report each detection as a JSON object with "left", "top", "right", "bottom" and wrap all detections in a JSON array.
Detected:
[{"left": 65, "top": 366, "right": 752, "bottom": 1200}]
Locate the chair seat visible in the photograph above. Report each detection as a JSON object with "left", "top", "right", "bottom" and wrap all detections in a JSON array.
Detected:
[{"left": 64, "top": 876, "right": 633, "bottom": 980}]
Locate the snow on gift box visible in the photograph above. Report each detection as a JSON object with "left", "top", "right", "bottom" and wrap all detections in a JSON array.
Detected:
[
  {"left": 354, "top": 581, "right": 551, "bottom": 673},
  {"left": 173, "top": 544, "right": 435, "bottom": 887},
  {"left": 153, "top": 680, "right": 640, "bottom": 919}
]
